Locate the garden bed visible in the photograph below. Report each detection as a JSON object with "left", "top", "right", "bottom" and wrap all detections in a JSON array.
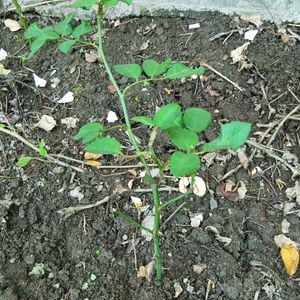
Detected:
[{"left": 0, "top": 11, "right": 300, "bottom": 300}]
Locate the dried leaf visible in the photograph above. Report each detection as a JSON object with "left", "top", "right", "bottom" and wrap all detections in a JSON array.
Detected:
[
  {"left": 106, "top": 111, "right": 118, "bottom": 123},
  {"left": 137, "top": 261, "right": 155, "bottom": 281},
  {"left": 127, "top": 169, "right": 137, "bottom": 177},
  {"left": 84, "top": 152, "right": 102, "bottom": 160},
  {"left": 57, "top": 91, "right": 74, "bottom": 104},
  {"left": 4, "top": 19, "right": 21, "bottom": 32},
  {"left": 205, "top": 226, "right": 232, "bottom": 246},
  {"left": 238, "top": 60, "right": 253, "bottom": 72},
  {"left": 241, "top": 15, "right": 263, "bottom": 28},
  {"left": 237, "top": 148, "right": 249, "bottom": 169},
  {"left": 128, "top": 178, "right": 135, "bottom": 190},
  {"left": 216, "top": 180, "right": 247, "bottom": 201},
  {"left": 230, "top": 42, "right": 250, "bottom": 64},
  {"left": 33, "top": 73, "right": 47, "bottom": 88},
  {"left": 85, "top": 160, "right": 102, "bottom": 167},
  {"left": 280, "top": 245, "right": 299, "bottom": 277},
  {"left": 207, "top": 86, "right": 221, "bottom": 97},
  {"left": 285, "top": 181, "right": 300, "bottom": 204},
  {"left": 274, "top": 234, "right": 300, "bottom": 249},
  {"left": 61, "top": 117, "right": 79, "bottom": 129},
  {"left": 35, "top": 115, "right": 56, "bottom": 131},
  {"left": 85, "top": 50, "right": 100, "bottom": 63},
  {"left": 174, "top": 282, "right": 183, "bottom": 298}
]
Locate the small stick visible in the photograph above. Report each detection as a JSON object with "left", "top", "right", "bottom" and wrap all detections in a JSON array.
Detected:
[
  {"left": 247, "top": 140, "right": 300, "bottom": 179},
  {"left": 276, "top": 114, "right": 300, "bottom": 121},
  {"left": 161, "top": 201, "right": 186, "bottom": 228},
  {"left": 0, "top": 127, "right": 83, "bottom": 173},
  {"left": 201, "top": 62, "right": 244, "bottom": 92},
  {"left": 57, "top": 196, "right": 109, "bottom": 220},
  {"left": 267, "top": 104, "right": 300, "bottom": 146}
]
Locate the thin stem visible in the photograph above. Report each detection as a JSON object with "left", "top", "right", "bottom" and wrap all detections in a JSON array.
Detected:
[
  {"left": 116, "top": 211, "right": 152, "bottom": 234},
  {"left": 11, "top": 0, "right": 31, "bottom": 44},
  {"left": 122, "top": 77, "right": 166, "bottom": 97},
  {"left": 152, "top": 184, "right": 162, "bottom": 281},
  {"left": 96, "top": 15, "right": 149, "bottom": 173},
  {"left": 159, "top": 175, "right": 195, "bottom": 210}
]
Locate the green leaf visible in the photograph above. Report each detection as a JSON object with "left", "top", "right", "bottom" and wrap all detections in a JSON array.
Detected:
[
  {"left": 73, "top": 0, "right": 99, "bottom": 10},
  {"left": 131, "top": 116, "right": 154, "bottom": 126},
  {"left": 0, "top": 124, "right": 5, "bottom": 129},
  {"left": 58, "top": 39, "right": 77, "bottom": 53},
  {"left": 142, "top": 58, "right": 172, "bottom": 77},
  {"left": 25, "top": 23, "right": 43, "bottom": 39},
  {"left": 54, "top": 14, "right": 75, "bottom": 37},
  {"left": 113, "top": 64, "right": 142, "bottom": 80},
  {"left": 16, "top": 156, "right": 32, "bottom": 167},
  {"left": 27, "top": 38, "right": 47, "bottom": 60},
  {"left": 84, "top": 137, "right": 121, "bottom": 155},
  {"left": 168, "top": 128, "right": 199, "bottom": 151},
  {"left": 169, "top": 152, "right": 200, "bottom": 177},
  {"left": 183, "top": 107, "right": 212, "bottom": 133},
  {"left": 25, "top": 24, "right": 60, "bottom": 59},
  {"left": 72, "top": 21, "right": 93, "bottom": 39},
  {"left": 167, "top": 63, "right": 205, "bottom": 79},
  {"left": 153, "top": 103, "right": 183, "bottom": 131},
  {"left": 202, "top": 121, "right": 251, "bottom": 152},
  {"left": 74, "top": 122, "right": 104, "bottom": 144},
  {"left": 39, "top": 139, "right": 48, "bottom": 158},
  {"left": 143, "top": 174, "right": 156, "bottom": 184}
]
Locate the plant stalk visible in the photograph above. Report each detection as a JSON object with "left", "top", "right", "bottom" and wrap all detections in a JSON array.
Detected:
[
  {"left": 96, "top": 15, "right": 149, "bottom": 173},
  {"left": 11, "top": 0, "right": 31, "bottom": 44},
  {"left": 152, "top": 184, "right": 162, "bottom": 280}
]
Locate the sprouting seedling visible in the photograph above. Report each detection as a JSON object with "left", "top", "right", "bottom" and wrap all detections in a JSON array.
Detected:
[{"left": 13, "top": 0, "right": 251, "bottom": 281}]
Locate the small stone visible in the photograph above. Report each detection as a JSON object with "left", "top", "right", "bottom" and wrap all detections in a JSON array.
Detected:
[
  {"left": 210, "top": 198, "right": 218, "bottom": 210},
  {"left": 53, "top": 167, "right": 64, "bottom": 174},
  {"left": 156, "top": 27, "right": 164, "bottom": 35},
  {"left": 122, "top": 234, "right": 128, "bottom": 241},
  {"left": 192, "top": 263, "right": 207, "bottom": 274}
]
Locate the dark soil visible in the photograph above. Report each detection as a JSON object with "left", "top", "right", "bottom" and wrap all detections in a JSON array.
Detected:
[{"left": 1, "top": 11, "right": 300, "bottom": 300}]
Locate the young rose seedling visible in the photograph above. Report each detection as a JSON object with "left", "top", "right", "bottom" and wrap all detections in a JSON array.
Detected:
[{"left": 11, "top": 0, "right": 251, "bottom": 281}]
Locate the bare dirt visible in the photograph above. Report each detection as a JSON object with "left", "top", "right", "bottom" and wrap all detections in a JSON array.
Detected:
[{"left": 0, "top": 11, "right": 300, "bottom": 300}]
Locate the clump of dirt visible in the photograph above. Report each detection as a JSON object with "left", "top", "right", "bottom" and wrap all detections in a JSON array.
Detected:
[{"left": 0, "top": 11, "right": 300, "bottom": 300}]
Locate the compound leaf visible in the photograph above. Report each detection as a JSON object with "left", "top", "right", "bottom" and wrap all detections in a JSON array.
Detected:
[
  {"left": 84, "top": 137, "right": 121, "bottom": 155},
  {"left": 73, "top": 0, "right": 99, "bottom": 10},
  {"left": 142, "top": 58, "right": 172, "bottom": 77},
  {"left": 28, "top": 38, "right": 47, "bottom": 59},
  {"left": 202, "top": 121, "right": 251, "bottom": 152},
  {"left": 54, "top": 14, "right": 75, "bottom": 37},
  {"left": 24, "top": 23, "right": 43, "bottom": 39},
  {"left": 183, "top": 107, "right": 212, "bottom": 133},
  {"left": 58, "top": 39, "right": 77, "bottom": 53},
  {"left": 74, "top": 122, "right": 104, "bottom": 144},
  {"left": 169, "top": 128, "right": 199, "bottom": 151},
  {"left": 170, "top": 152, "right": 200, "bottom": 177},
  {"left": 154, "top": 103, "right": 183, "bottom": 131},
  {"left": 113, "top": 64, "right": 141, "bottom": 79},
  {"left": 131, "top": 116, "right": 154, "bottom": 126},
  {"left": 72, "top": 20, "right": 93, "bottom": 39},
  {"left": 167, "top": 63, "right": 205, "bottom": 79}
]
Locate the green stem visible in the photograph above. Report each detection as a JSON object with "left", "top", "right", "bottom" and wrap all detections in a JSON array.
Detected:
[
  {"left": 159, "top": 175, "right": 195, "bottom": 210},
  {"left": 152, "top": 184, "right": 162, "bottom": 281},
  {"left": 11, "top": 0, "right": 31, "bottom": 44},
  {"left": 123, "top": 77, "right": 166, "bottom": 97},
  {"left": 96, "top": 15, "right": 149, "bottom": 173}
]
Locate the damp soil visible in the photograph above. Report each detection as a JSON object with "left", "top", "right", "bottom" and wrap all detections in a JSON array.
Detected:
[{"left": 1, "top": 11, "right": 300, "bottom": 300}]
